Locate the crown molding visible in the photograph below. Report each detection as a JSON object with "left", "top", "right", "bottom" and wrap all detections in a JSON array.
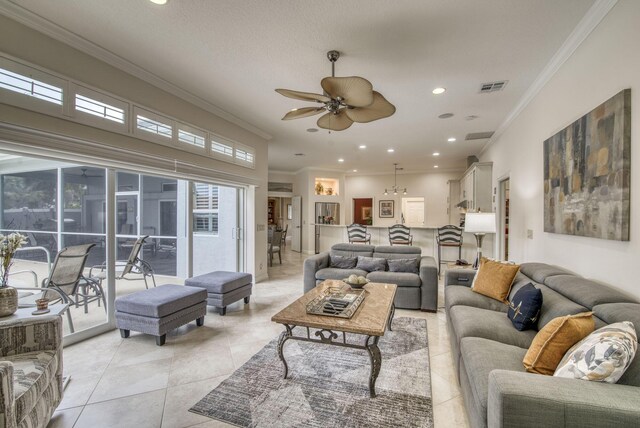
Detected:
[
  {"left": 480, "top": 0, "right": 618, "bottom": 155},
  {"left": 268, "top": 169, "right": 296, "bottom": 176},
  {"left": 0, "top": 1, "right": 273, "bottom": 141}
]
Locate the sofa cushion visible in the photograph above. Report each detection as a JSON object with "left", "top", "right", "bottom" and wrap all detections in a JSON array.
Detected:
[
  {"left": 366, "top": 271, "right": 421, "bottom": 288},
  {"left": 445, "top": 285, "right": 508, "bottom": 314},
  {"left": 554, "top": 321, "right": 637, "bottom": 383},
  {"left": 356, "top": 256, "right": 387, "bottom": 272},
  {"left": 315, "top": 267, "right": 368, "bottom": 281},
  {"left": 330, "top": 243, "right": 374, "bottom": 258},
  {"left": 537, "top": 284, "right": 591, "bottom": 330},
  {"left": 507, "top": 272, "right": 541, "bottom": 301},
  {"left": 519, "top": 262, "right": 575, "bottom": 283},
  {"left": 6, "top": 350, "right": 59, "bottom": 423},
  {"left": 460, "top": 337, "right": 527, "bottom": 423},
  {"left": 508, "top": 283, "right": 543, "bottom": 331},
  {"left": 524, "top": 312, "right": 595, "bottom": 375},
  {"left": 449, "top": 305, "right": 537, "bottom": 349},
  {"left": 387, "top": 258, "right": 419, "bottom": 274},
  {"left": 373, "top": 245, "right": 421, "bottom": 260},
  {"left": 329, "top": 255, "right": 357, "bottom": 269},
  {"left": 544, "top": 275, "right": 638, "bottom": 309},
  {"left": 593, "top": 303, "right": 640, "bottom": 340},
  {"left": 472, "top": 258, "right": 520, "bottom": 303}
]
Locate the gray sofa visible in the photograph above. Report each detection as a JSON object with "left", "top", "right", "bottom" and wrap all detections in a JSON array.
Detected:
[
  {"left": 303, "top": 243, "right": 438, "bottom": 311},
  {"left": 445, "top": 262, "right": 640, "bottom": 428}
]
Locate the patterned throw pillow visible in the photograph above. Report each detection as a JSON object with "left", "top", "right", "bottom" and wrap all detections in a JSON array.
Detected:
[
  {"left": 554, "top": 321, "right": 638, "bottom": 383},
  {"left": 356, "top": 256, "right": 387, "bottom": 272},
  {"left": 388, "top": 258, "right": 419, "bottom": 274},
  {"left": 329, "top": 255, "right": 357, "bottom": 269},
  {"left": 507, "top": 283, "right": 543, "bottom": 331}
]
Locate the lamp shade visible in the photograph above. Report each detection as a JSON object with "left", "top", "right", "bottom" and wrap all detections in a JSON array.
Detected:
[{"left": 464, "top": 212, "right": 496, "bottom": 233}]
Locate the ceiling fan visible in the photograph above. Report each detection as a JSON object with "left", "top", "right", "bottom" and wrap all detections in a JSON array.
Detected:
[
  {"left": 77, "top": 168, "right": 102, "bottom": 179},
  {"left": 275, "top": 50, "right": 396, "bottom": 131}
]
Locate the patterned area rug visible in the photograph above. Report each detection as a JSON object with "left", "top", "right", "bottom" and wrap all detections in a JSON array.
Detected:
[{"left": 190, "top": 317, "right": 433, "bottom": 428}]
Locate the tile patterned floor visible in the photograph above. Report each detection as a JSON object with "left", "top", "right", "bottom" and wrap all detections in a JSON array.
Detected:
[{"left": 47, "top": 248, "right": 470, "bottom": 428}]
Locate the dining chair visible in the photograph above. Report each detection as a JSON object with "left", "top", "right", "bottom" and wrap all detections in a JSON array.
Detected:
[
  {"left": 268, "top": 230, "right": 283, "bottom": 266},
  {"left": 388, "top": 224, "right": 413, "bottom": 245}
]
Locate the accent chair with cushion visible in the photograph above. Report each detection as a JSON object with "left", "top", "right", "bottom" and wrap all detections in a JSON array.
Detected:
[
  {"left": 0, "top": 315, "right": 64, "bottom": 428},
  {"left": 303, "top": 243, "right": 438, "bottom": 311},
  {"left": 444, "top": 262, "right": 640, "bottom": 428}
]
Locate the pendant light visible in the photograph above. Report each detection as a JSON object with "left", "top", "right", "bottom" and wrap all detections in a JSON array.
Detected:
[{"left": 384, "top": 163, "right": 407, "bottom": 195}]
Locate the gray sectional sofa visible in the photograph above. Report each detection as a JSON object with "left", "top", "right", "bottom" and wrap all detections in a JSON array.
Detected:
[
  {"left": 445, "top": 262, "right": 640, "bottom": 428},
  {"left": 303, "top": 243, "right": 438, "bottom": 311}
]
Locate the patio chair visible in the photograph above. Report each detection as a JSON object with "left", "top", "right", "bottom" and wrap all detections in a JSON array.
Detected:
[
  {"left": 90, "top": 235, "right": 157, "bottom": 289},
  {"left": 347, "top": 224, "right": 371, "bottom": 244},
  {"left": 389, "top": 224, "right": 413, "bottom": 245},
  {"left": 268, "top": 230, "right": 283, "bottom": 266},
  {"left": 42, "top": 243, "right": 103, "bottom": 333}
]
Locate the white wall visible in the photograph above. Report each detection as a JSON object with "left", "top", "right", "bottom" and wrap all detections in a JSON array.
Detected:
[
  {"left": 480, "top": 1, "right": 640, "bottom": 297},
  {"left": 345, "top": 171, "right": 463, "bottom": 228}
]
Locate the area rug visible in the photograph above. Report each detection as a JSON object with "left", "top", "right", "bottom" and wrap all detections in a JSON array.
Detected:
[{"left": 190, "top": 317, "right": 433, "bottom": 428}]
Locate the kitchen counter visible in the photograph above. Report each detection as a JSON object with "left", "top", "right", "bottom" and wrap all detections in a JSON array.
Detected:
[{"left": 313, "top": 223, "right": 493, "bottom": 262}]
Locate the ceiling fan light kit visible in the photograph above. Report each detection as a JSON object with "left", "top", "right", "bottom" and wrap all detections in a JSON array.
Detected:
[{"left": 276, "top": 50, "right": 396, "bottom": 131}]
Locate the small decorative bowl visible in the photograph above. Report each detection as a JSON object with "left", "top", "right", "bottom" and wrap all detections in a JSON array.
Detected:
[{"left": 342, "top": 278, "right": 369, "bottom": 289}]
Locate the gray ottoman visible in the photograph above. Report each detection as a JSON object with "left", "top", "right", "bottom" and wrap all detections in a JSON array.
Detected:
[
  {"left": 115, "top": 284, "right": 207, "bottom": 346},
  {"left": 184, "top": 271, "right": 252, "bottom": 315}
]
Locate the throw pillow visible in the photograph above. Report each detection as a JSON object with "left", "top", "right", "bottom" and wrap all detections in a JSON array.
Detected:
[
  {"left": 471, "top": 258, "right": 520, "bottom": 302},
  {"left": 523, "top": 312, "right": 595, "bottom": 375},
  {"left": 554, "top": 321, "right": 638, "bottom": 383},
  {"left": 388, "top": 258, "right": 419, "bottom": 274},
  {"left": 507, "top": 283, "right": 543, "bottom": 331},
  {"left": 356, "top": 256, "right": 387, "bottom": 272},
  {"left": 329, "top": 255, "right": 357, "bottom": 269}
]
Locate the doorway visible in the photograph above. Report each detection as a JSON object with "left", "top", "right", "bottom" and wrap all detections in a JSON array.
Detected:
[
  {"left": 498, "top": 178, "right": 510, "bottom": 260},
  {"left": 353, "top": 198, "right": 373, "bottom": 225},
  {"left": 401, "top": 197, "right": 425, "bottom": 225}
]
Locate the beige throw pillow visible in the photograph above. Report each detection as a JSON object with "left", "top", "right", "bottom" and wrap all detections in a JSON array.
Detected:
[
  {"left": 471, "top": 258, "right": 520, "bottom": 303},
  {"left": 524, "top": 312, "right": 595, "bottom": 375}
]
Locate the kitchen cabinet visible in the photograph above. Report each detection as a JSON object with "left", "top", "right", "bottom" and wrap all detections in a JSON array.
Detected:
[{"left": 459, "top": 162, "right": 492, "bottom": 212}]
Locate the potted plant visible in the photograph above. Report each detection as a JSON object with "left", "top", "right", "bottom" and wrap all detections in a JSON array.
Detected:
[{"left": 0, "top": 233, "right": 27, "bottom": 316}]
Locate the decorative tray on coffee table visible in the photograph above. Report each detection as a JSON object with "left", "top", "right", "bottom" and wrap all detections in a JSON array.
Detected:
[{"left": 305, "top": 285, "right": 366, "bottom": 319}]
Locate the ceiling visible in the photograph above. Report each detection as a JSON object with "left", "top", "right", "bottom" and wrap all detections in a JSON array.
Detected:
[{"left": 4, "top": 0, "right": 595, "bottom": 174}]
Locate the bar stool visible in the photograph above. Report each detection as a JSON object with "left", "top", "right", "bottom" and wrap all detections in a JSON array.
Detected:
[
  {"left": 388, "top": 224, "right": 413, "bottom": 245},
  {"left": 436, "top": 225, "right": 463, "bottom": 276},
  {"left": 347, "top": 224, "right": 371, "bottom": 244}
]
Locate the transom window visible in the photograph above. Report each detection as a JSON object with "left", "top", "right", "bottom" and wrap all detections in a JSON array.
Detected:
[
  {"left": 136, "top": 115, "right": 172, "bottom": 139},
  {"left": 0, "top": 67, "right": 63, "bottom": 105},
  {"left": 75, "top": 94, "right": 125, "bottom": 123}
]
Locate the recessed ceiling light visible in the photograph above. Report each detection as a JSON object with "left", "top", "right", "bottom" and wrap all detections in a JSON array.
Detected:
[
  {"left": 432, "top": 87, "right": 446, "bottom": 95},
  {"left": 294, "top": 153, "right": 305, "bottom": 157},
  {"left": 149, "top": 0, "right": 167, "bottom": 4},
  {"left": 387, "top": 148, "right": 395, "bottom": 153},
  {"left": 306, "top": 128, "right": 318, "bottom": 133},
  {"left": 359, "top": 145, "right": 367, "bottom": 149},
  {"left": 434, "top": 165, "right": 439, "bottom": 168},
  {"left": 353, "top": 169, "right": 358, "bottom": 172},
  {"left": 438, "top": 113, "right": 454, "bottom": 119},
  {"left": 338, "top": 158, "right": 344, "bottom": 162},
  {"left": 465, "top": 115, "right": 478, "bottom": 121},
  {"left": 433, "top": 152, "right": 440, "bottom": 156},
  {"left": 448, "top": 137, "right": 456, "bottom": 142}
]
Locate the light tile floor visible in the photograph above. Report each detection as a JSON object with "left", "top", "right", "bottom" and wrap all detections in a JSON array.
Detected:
[{"left": 47, "top": 248, "right": 470, "bottom": 428}]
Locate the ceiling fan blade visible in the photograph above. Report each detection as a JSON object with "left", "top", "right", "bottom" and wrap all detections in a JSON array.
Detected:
[
  {"left": 317, "top": 109, "right": 354, "bottom": 131},
  {"left": 321, "top": 76, "right": 374, "bottom": 107},
  {"left": 344, "top": 91, "right": 396, "bottom": 123},
  {"left": 282, "top": 106, "right": 326, "bottom": 120},
  {"left": 275, "top": 88, "right": 330, "bottom": 103}
]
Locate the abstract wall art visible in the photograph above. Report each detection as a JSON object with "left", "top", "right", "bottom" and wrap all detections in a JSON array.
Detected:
[{"left": 543, "top": 89, "right": 631, "bottom": 241}]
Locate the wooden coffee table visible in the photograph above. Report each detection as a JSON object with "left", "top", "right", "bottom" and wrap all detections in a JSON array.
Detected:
[{"left": 271, "top": 280, "right": 397, "bottom": 397}]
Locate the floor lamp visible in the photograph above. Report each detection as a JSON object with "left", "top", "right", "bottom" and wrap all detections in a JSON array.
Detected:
[{"left": 464, "top": 212, "right": 496, "bottom": 269}]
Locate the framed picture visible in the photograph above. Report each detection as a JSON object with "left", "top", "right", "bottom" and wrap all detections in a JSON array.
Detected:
[
  {"left": 287, "top": 204, "right": 292, "bottom": 220},
  {"left": 361, "top": 206, "right": 372, "bottom": 221},
  {"left": 379, "top": 200, "right": 394, "bottom": 218}
]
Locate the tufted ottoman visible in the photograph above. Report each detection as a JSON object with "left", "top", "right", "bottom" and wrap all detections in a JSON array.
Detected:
[
  {"left": 115, "top": 284, "right": 207, "bottom": 346},
  {"left": 184, "top": 271, "right": 253, "bottom": 315}
]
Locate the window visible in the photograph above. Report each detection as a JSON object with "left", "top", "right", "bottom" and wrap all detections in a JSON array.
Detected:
[
  {"left": 75, "top": 94, "right": 124, "bottom": 123},
  {"left": 0, "top": 67, "right": 63, "bottom": 105},
  {"left": 177, "top": 123, "right": 206, "bottom": 149},
  {"left": 137, "top": 115, "right": 172, "bottom": 138},
  {"left": 193, "top": 183, "right": 219, "bottom": 235},
  {"left": 211, "top": 139, "right": 233, "bottom": 158},
  {"left": 134, "top": 107, "right": 173, "bottom": 142},
  {"left": 234, "top": 144, "right": 255, "bottom": 168}
]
